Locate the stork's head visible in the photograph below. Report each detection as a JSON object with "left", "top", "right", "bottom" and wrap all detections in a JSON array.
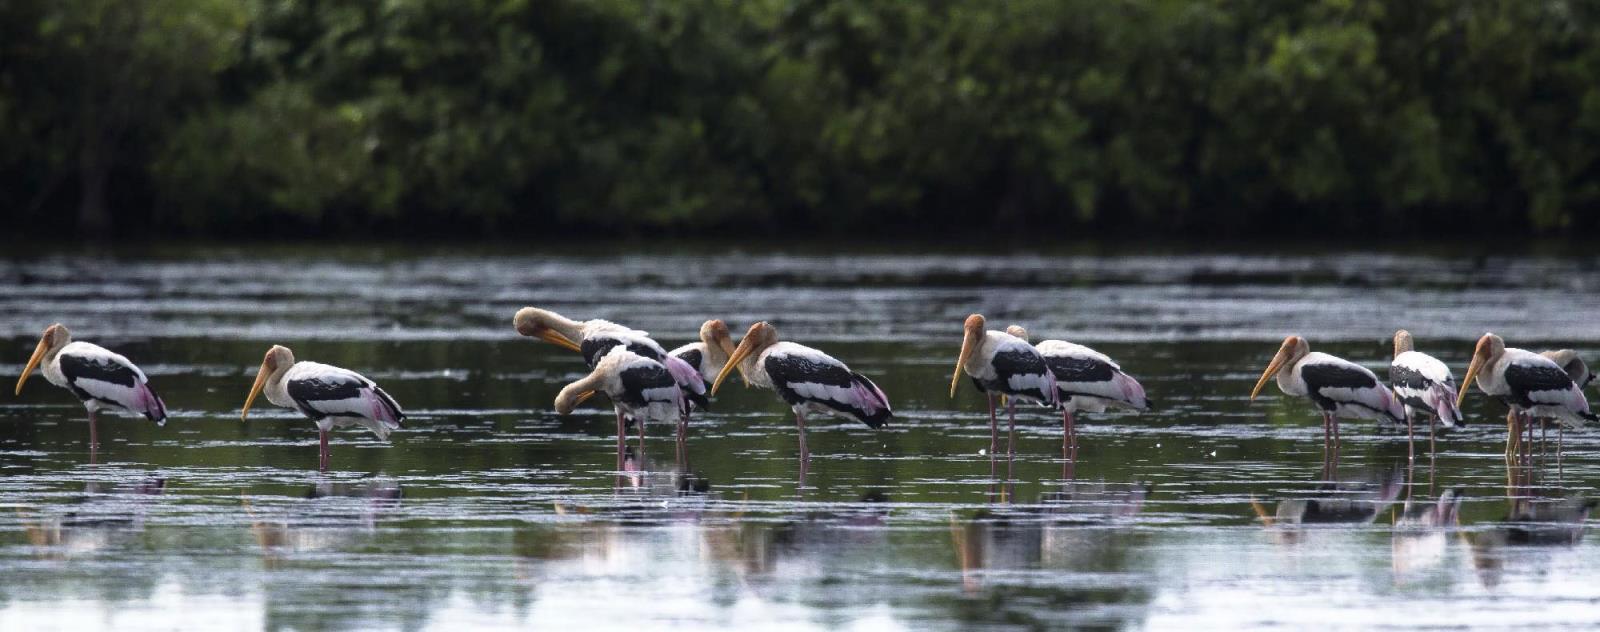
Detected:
[
  {"left": 700, "top": 319, "right": 735, "bottom": 355},
  {"left": 1004, "top": 324, "right": 1029, "bottom": 342},
  {"left": 711, "top": 321, "right": 778, "bottom": 396},
  {"left": 1392, "top": 329, "right": 1414, "bottom": 358},
  {"left": 14, "top": 323, "right": 71, "bottom": 396},
  {"left": 951, "top": 314, "right": 987, "bottom": 398},
  {"left": 553, "top": 377, "right": 600, "bottom": 415},
  {"left": 513, "top": 307, "right": 583, "bottom": 353},
  {"left": 241, "top": 345, "right": 296, "bottom": 421},
  {"left": 1251, "top": 335, "right": 1310, "bottom": 401},
  {"left": 1458, "top": 333, "right": 1505, "bottom": 407}
]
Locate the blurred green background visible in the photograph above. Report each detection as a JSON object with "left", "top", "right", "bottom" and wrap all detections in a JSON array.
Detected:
[{"left": 3, "top": 0, "right": 1598, "bottom": 240}]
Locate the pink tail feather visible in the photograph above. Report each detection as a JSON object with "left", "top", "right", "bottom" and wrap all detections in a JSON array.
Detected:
[{"left": 135, "top": 382, "right": 168, "bottom": 425}]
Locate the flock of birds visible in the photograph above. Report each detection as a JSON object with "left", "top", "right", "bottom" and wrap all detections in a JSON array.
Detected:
[{"left": 11, "top": 310, "right": 1599, "bottom": 473}]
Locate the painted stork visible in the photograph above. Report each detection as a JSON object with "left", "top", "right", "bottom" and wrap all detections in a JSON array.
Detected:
[
  {"left": 1388, "top": 329, "right": 1463, "bottom": 461},
  {"left": 1005, "top": 325, "right": 1148, "bottom": 455},
  {"left": 555, "top": 347, "right": 687, "bottom": 469},
  {"left": 1457, "top": 333, "right": 1595, "bottom": 461},
  {"left": 950, "top": 314, "right": 1057, "bottom": 456},
  {"left": 1533, "top": 349, "right": 1593, "bottom": 459},
  {"left": 14, "top": 323, "right": 167, "bottom": 449},
  {"left": 514, "top": 307, "right": 707, "bottom": 411},
  {"left": 669, "top": 319, "right": 737, "bottom": 388},
  {"left": 1250, "top": 335, "right": 1405, "bottom": 456},
  {"left": 709, "top": 321, "right": 890, "bottom": 465},
  {"left": 240, "top": 345, "right": 404, "bottom": 472}
]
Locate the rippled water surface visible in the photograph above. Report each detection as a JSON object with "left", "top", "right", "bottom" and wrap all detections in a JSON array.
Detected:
[{"left": 3, "top": 245, "right": 1600, "bottom": 630}]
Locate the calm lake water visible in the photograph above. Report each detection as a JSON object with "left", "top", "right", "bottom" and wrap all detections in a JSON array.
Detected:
[{"left": 2, "top": 244, "right": 1600, "bottom": 630}]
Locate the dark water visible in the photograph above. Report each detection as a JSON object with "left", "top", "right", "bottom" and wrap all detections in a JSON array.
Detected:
[{"left": 2, "top": 246, "right": 1600, "bottom": 630}]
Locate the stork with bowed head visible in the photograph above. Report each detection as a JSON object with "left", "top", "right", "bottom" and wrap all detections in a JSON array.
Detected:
[
  {"left": 1389, "top": 330, "right": 1463, "bottom": 461},
  {"left": 1005, "top": 325, "right": 1148, "bottom": 456},
  {"left": 669, "top": 319, "right": 737, "bottom": 390},
  {"left": 14, "top": 323, "right": 167, "bottom": 450},
  {"left": 240, "top": 345, "right": 404, "bottom": 472},
  {"left": 555, "top": 347, "right": 687, "bottom": 470},
  {"left": 1251, "top": 335, "right": 1406, "bottom": 459},
  {"left": 1457, "top": 333, "right": 1595, "bottom": 463},
  {"left": 514, "top": 307, "right": 708, "bottom": 414},
  {"left": 1530, "top": 349, "right": 1593, "bottom": 460},
  {"left": 950, "top": 315, "right": 1057, "bottom": 457},
  {"left": 709, "top": 321, "right": 890, "bottom": 468}
]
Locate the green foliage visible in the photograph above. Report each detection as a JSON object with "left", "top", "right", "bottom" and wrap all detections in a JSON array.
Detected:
[{"left": 3, "top": 0, "right": 1600, "bottom": 238}]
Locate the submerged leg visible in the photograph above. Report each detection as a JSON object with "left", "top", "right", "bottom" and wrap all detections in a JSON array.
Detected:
[
  {"left": 676, "top": 413, "right": 688, "bottom": 467},
  {"left": 637, "top": 413, "right": 647, "bottom": 455},
  {"left": 318, "top": 428, "right": 330, "bottom": 472},
  {"left": 87, "top": 409, "right": 99, "bottom": 448}
]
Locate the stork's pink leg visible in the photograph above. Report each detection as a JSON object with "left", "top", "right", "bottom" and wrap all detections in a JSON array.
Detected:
[
  {"left": 794, "top": 408, "right": 810, "bottom": 464},
  {"left": 1406, "top": 413, "right": 1415, "bottom": 463},
  {"left": 1005, "top": 399, "right": 1017, "bottom": 458},
  {"left": 319, "top": 428, "right": 330, "bottom": 472},
  {"left": 676, "top": 413, "right": 687, "bottom": 466},
  {"left": 637, "top": 412, "right": 647, "bottom": 456},
  {"left": 88, "top": 410, "right": 99, "bottom": 448},
  {"left": 617, "top": 409, "right": 629, "bottom": 471},
  {"left": 987, "top": 394, "right": 998, "bottom": 455}
]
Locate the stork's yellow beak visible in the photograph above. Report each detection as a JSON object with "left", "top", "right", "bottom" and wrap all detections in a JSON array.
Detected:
[
  {"left": 711, "top": 337, "right": 759, "bottom": 396},
  {"left": 1250, "top": 345, "right": 1293, "bottom": 401},
  {"left": 241, "top": 359, "right": 270, "bottom": 421},
  {"left": 14, "top": 336, "right": 48, "bottom": 396},
  {"left": 537, "top": 329, "right": 583, "bottom": 353}
]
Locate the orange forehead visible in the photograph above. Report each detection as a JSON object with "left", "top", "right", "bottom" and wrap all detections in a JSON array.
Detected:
[{"left": 963, "top": 314, "right": 985, "bottom": 330}]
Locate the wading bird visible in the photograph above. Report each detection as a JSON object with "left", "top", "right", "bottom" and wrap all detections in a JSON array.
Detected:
[
  {"left": 1250, "top": 335, "right": 1405, "bottom": 459},
  {"left": 240, "top": 345, "right": 404, "bottom": 472},
  {"left": 1388, "top": 330, "right": 1463, "bottom": 460},
  {"left": 709, "top": 321, "right": 890, "bottom": 466},
  {"left": 555, "top": 347, "right": 687, "bottom": 469},
  {"left": 514, "top": 307, "right": 707, "bottom": 411},
  {"left": 951, "top": 315, "right": 1056, "bottom": 456},
  {"left": 669, "top": 319, "right": 737, "bottom": 388},
  {"left": 1526, "top": 349, "right": 1594, "bottom": 459},
  {"left": 14, "top": 323, "right": 167, "bottom": 449},
  {"left": 1458, "top": 333, "right": 1595, "bottom": 461},
  {"left": 1005, "top": 325, "right": 1148, "bottom": 455}
]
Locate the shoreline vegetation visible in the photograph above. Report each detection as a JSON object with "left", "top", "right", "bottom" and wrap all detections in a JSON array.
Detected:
[{"left": 3, "top": 1, "right": 1599, "bottom": 240}]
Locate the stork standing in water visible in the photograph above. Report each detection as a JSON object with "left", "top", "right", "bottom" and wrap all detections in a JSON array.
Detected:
[
  {"left": 1528, "top": 349, "right": 1593, "bottom": 461},
  {"left": 1250, "top": 335, "right": 1405, "bottom": 469},
  {"left": 1458, "top": 333, "right": 1595, "bottom": 463},
  {"left": 240, "top": 345, "right": 404, "bottom": 472},
  {"left": 709, "top": 321, "right": 890, "bottom": 469},
  {"left": 951, "top": 315, "right": 1057, "bottom": 457},
  {"left": 669, "top": 319, "right": 737, "bottom": 390},
  {"left": 1388, "top": 330, "right": 1463, "bottom": 461},
  {"left": 1005, "top": 325, "right": 1148, "bottom": 457},
  {"left": 14, "top": 323, "right": 167, "bottom": 451},
  {"left": 514, "top": 307, "right": 708, "bottom": 441},
  {"left": 555, "top": 347, "right": 687, "bottom": 470}
]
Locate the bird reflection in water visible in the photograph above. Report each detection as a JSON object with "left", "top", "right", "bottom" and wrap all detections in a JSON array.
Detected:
[
  {"left": 1250, "top": 467, "right": 1403, "bottom": 545},
  {"left": 1391, "top": 489, "right": 1461, "bottom": 582},
  {"left": 1461, "top": 494, "right": 1595, "bottom": 590},
  {"left": 247, "top": 478, "right": 402, "bottom": 565},
  {"left": 20, "top": 477, "right": 167, "bottom": 559},
  {"left": 951, "top": 481, "right": 1150, "bottom": 593}
]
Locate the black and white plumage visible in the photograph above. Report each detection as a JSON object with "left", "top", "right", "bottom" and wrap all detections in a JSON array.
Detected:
[
  {"left": 241, "top": 345, "right": 404, "bottom": 472},
  {"left": 515, "top": 307, "right": 708, "bottom": 411},
  {"left": 951, "top": 315, "right": 1057, "bottom": 456},
  {"left": 1459, "top": 334, "right": 1595, "bottom": 459},
  {"left": 1251, "top": 335, "right": 1405, "bottom": 451},
  {"left": 710, "top": 321, "right": 890, "bottom": 466},
  {"left": 1388, "top": 330, "right": 1463, "bottom": 460},
  {"left": 668, "top": 319, "right": 736, "bottom": 389},
  {"left": 14, "top": 323, "right": 167, "bottom": 448},
  {"left": 555, "top": 347, "right": 687, "bottom": 468},
  {"left": 1005, "top": 325, "right": 1147, "bottom": 453}
]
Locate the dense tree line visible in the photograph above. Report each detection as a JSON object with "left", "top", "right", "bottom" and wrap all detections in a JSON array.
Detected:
[{"left": 3, "top": 0, "right": 1598, "bottom": 240}]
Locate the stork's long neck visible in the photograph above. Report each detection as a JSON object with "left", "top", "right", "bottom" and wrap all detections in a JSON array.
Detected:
[
  {"left": 263, "top": 362, "right": 295, "bottom": 408},
  {"left": 545, "top": 314, "right": 587, "bottom": 342},
  {"left": 702, "top": 337, "right": 731, "bottom": 372},
  {"left": 556, "top": 370, "right": 608, "bottom": 413},
  {"left": 740, "top": 342, "right": 774, "bottom": 389}
]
